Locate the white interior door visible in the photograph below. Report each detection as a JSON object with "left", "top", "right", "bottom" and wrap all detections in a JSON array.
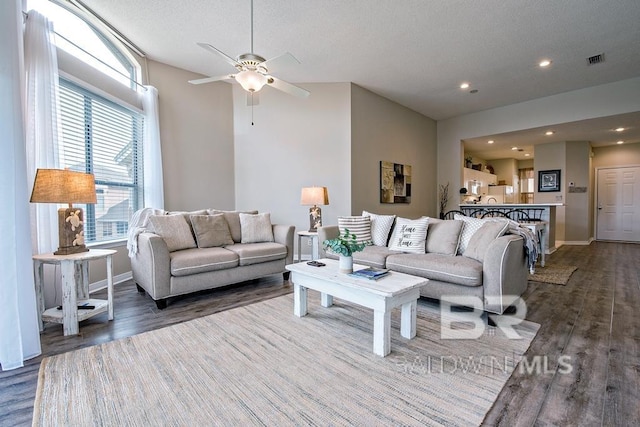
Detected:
[{"left": 596, "top": 167, "right": 640, "bottom": 242}]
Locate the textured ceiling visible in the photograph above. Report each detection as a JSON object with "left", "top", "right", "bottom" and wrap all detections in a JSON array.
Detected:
[{"left": 80, "top": 0, "right": 640, "bottom": 153}]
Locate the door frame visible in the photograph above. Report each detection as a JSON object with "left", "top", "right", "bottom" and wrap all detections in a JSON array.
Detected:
[{"left": 594, "top": 164, "right": 640, "bottom": 241}]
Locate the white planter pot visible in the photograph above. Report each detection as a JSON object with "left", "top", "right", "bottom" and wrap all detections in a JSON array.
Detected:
[{"left": 339, "top": 255, "right": 353, "bottom": 274}]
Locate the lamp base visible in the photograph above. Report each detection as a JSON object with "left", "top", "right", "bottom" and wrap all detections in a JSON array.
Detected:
[
  {"left": 55, "top": 207, "right": 89, "bottom": 255},
  {"left": 309, "top": 205, "right": 322, "bottom": 232}
]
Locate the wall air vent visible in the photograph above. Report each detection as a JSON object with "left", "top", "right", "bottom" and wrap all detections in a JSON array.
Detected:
[{"left": 587, "top": 53, "right": 605, "bottom": 65}]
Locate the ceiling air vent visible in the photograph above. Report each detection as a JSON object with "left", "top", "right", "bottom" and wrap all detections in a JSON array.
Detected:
[{"left": 587, "top": 53, "right": 605, "bottom": 65}]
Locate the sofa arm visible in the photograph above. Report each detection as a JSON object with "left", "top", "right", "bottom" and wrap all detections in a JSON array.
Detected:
[
  {"left": 273, "top": 224, "right": 295, "bottom": 265},
  {"left": 317, "top": 225, "right": 339, "bottom": 258},
  {"left": 130, "top": 232, "right": 171, "bottom": 300},
  {"left": 482, "top": 234, "right": 528, "bottom": 314}
]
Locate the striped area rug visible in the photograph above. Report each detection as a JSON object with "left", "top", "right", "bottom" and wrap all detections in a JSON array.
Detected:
[{"left": 33, "top": 294, "right": 539, "bottom": 426}]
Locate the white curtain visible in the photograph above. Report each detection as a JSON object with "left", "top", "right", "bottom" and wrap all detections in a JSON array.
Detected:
[
  {"left": 24, "top": 9, "right": 62, "bottom": 254},
  {"left": 0, "top": 0, "right": 42, "bottom": 371},
  {"left": 141, "top": 85, "right": 165, "bottom": 209}
]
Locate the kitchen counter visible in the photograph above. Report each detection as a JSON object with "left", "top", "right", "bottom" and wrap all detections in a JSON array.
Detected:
[{"left": 460, "top": 203, "right": 564, "bottom": 207}]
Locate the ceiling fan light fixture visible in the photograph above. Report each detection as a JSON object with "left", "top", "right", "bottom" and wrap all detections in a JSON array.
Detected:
[{"left": 235, "top": 70, "right": 267, "bottom": 92}]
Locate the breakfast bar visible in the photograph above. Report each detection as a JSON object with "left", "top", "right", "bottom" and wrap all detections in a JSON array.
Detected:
[{"left": 459, "top": 203, "right": 560, "bottom": 255}]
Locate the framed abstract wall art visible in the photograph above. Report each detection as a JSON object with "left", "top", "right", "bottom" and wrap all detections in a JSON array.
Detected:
[{"left": 380, "top": 161, "right": 411, "bottom": 203}]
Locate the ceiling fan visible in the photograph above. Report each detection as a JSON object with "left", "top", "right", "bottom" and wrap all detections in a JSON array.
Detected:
[{"left": 188, "top": 0, "right": 310, "bottom": 98}]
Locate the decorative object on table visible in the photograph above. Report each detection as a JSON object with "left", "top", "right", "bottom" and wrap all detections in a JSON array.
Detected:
[
  {"left": 30, "top": 168, "right": 97, "bottom": 255},
  {"left": 438, "top": 182, "right": 450, "bottom": 219},
  {"left": 300, "top": 186, "right": 329, "bottom": 231},
  {"left": 538, "top": 169, "right": 561, "bottom": 192},
  {"left": 465, "top": 156, "right": 473, "bottom": 168},
  {"left": 459, "top": 187, "right": 468, "bottom": 194},
  {"left": 322, "top": 228, "right": 368, "bottom": 274},
  {"left": 380, "top": 161, "right": 411, "bottom": 204}
]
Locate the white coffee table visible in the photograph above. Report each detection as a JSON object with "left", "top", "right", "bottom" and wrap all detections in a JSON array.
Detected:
[{"left": 285, "top": 258, "right": 428, "bottom": 357}]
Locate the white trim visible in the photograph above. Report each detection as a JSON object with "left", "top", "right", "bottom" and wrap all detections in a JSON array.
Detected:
[
  {"left": 89, "top": 271, "right": 132, "bottom": 293},
  {"left": 555, "top": 239, "right": 593, "bottom": 246}
]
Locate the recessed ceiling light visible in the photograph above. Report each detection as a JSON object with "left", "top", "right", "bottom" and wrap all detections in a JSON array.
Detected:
[
  {"left": 524, "top": 153, "right": 531, "bottom": 157},
  {"left": 617, "top": 140, "right": 624, "bottom": 144},
  {"left": 487, "top": 140, "right": 494, "bottom": 144},
  {"left": 460, "top": 83, "right": 470, "bottom": 89},
  {"left": 511, "top": 147, "right": 518, "bottom": 151},
  {"left": 545, "top": 131, "right": 554, "bottom": 136},
  {"left": 539, "top": 59, "right": 552, "bottom": 67},
  {"left": 615, "top": 127, "right": 625, "bottom": 132}
]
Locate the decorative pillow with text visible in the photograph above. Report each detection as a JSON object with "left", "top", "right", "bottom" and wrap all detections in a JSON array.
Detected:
[{"left": 388, "top": 217, "right": 429, "bottom": 254}]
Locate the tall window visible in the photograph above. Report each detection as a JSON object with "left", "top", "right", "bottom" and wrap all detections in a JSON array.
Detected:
[
  {"left": 30, "top": 0, "right": 145, "bottom": 243},
  {"left": 59, "top": 80, "right": 144, "bottom": 243},
  {"left": 519, "top": 168, "right": 535, "bottom": 203}
]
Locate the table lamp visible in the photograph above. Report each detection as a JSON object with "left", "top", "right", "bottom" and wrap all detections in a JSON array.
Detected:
[
  {"left": 300, "top": 186, "right": 329, "bottom": 232},
  {"left": 30, "top": 168, "right": 97, "bottom": 255}
]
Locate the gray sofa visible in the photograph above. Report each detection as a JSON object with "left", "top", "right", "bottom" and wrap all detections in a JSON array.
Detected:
[
  {"left": 317, "top": 217, "right": 528, "bottom": 315},
  {"left": 130, "top": 209, "right": 294, "bottom": 309}
]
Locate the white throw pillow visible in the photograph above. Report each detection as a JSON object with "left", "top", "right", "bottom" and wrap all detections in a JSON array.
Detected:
[
  {"left": 454, "top": 214, "right": 508, "bottom": 254},
  {"left": 148, "top": 214, "right": 197, "bottom": 252},
  {"left": 362, "top": 210, "right": 396, "bottom": 246},
  {"left": 239, "top": 213, "right": 274, "bottom": 243},
  {"left": 387, "top": 217, "right": 429, "bottom": 254},
  {"left": 337, "top": 216, "right": 372, "bottom": 244}
]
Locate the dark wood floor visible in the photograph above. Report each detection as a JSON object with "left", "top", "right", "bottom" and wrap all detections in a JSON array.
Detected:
[{"left": 1, "top": 242, "right": 638, "bottom": 426}]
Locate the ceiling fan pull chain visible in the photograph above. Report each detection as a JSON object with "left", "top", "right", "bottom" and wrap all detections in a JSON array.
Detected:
[{"left": 251, "top": 92, "right": 255, "bottom": 125}]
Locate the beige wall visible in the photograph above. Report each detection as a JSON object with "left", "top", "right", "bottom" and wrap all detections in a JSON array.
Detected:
[
  {"left": 592, "top": 142, "right": 640, "bottom": 168},
  {"left": 564, "top": 141, "right": 591, "bottom": 242},
  {"left": 146, "top": 60, "right": 235, "bottom": 211},
  {"left": 350, "top": 84, "right": 437, "bottom": 218},
  {"left": 233, "top": 82, "right": 352, "bottom": 258}
]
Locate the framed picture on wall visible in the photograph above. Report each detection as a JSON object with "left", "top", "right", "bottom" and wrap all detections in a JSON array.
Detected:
[
  {"left": 380, "top": 161, "right": 411, "bottom": 203},
  {"left": 538, "top": 169, "right": 561, "bottom": 192}
]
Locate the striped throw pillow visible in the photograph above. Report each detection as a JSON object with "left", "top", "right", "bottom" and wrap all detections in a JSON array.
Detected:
[
  {"left": 388, "top": 217, "right": 429, "bottom": 254},
  {"left": 338, "top": 216, "right": 372, "bottom": 245}
]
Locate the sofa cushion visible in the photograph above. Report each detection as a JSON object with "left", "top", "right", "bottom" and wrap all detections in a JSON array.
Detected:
[
  {"left": 338, "top": 216, "right": 372, "bottom": 244},
  {"left": 225, "top": 242, "right": 287, "bottom": 266},
  {"left": 170, "top": 247, "right": 239, "bottom": 277},
  {"left": 386, "top": 253, "right": 483, "bottom": 287},
  {"left": 149, "top": 214, "right": 197, "bottom": 252},
  {"left": 239, "top": 212, "right": 274, "bottom": 243},
  {"left": 362, "top": 210, "right": 396, "bottom": 246},
  {"left": 425, "top": 218, "right": 463, "bottom": 256},
  {"left": 463, "top": 221, "right": 510, "bottom": 262},
  {"left": 190, "top": 214, "right": 234, "bottom": 248},
  {"left": 208, "top": 209, "right": 259, "bottom": 243},
  {"left": 353, "top": 245, "right": 402, "bottom": 269},
  {"left": 166, "top": 209, "right": 208, "bottom": 239},
  {"left": 388, "top": 217, "right": 429, "bottom": 254},
  {"left": 454, "top": 214, "right": 507, "bottom": 255}
]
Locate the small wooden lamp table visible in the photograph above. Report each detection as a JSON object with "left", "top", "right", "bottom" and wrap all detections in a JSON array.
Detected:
[{"left": 33, "top": 249, "right": 116, "bottom": 336}]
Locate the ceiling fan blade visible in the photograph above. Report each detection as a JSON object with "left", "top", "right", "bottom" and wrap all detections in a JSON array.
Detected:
[
  {"left": 197, "top": 42, "right": 241, "bottom": 69},
  {"left": 266, "top": 76, "right": 310, "bottom": 98},
  {"left": 261, "top": 52, "right": 300, "bottom": 73},
  {"left": 188, "top": 74, "right": 234, "bottom": 85}
]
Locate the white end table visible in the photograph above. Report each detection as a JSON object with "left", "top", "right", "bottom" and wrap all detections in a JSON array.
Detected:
[
  {"left": 297, "top": 231, "right": 319, "bottom": 262},
  {"left": 33, "top": 249, "right": 116, "bottom": 336}
]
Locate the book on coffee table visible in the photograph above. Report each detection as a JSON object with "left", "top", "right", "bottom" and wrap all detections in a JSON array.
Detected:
[{"left": 350, "top": 267, "right": 390, "bottom": 280}]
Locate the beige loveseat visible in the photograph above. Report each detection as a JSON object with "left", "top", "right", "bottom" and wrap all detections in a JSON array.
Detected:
[
  {"left": 130, "top": 209, "right": 294, "bottom": 309},
  {"left": 318, "top": 215, "right": 529, "bottom": 315}
]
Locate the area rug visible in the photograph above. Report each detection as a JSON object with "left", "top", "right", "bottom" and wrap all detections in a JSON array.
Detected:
[
  {"left": 33, "top": 293, "right": 539, "bottom": 426},
  {"left": 528, "top": 265, "right": 578, "bottom": 285}
]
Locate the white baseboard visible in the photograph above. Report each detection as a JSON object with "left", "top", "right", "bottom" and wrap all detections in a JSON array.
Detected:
[
  {"left": 555, "top": 238, "right": 593, "bottom": 246},
  {"left": 89, "top": 271, "right": 132, "bottom": 293}
]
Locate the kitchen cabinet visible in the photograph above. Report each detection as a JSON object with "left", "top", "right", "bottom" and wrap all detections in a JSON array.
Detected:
[{"left": 463, "top": 167, "right": 497, "bottom": 196}]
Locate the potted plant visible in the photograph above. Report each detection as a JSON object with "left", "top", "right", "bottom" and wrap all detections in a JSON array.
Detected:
[
  {"left": 323, "top": 229, "right": 368, "bottom": 273},
  {"left": 465, "top": 156, "right": 473, "bottom": 169}
]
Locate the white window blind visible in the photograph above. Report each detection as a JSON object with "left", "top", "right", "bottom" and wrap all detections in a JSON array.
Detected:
[{"left": 58, "top": 79, "right": 144, "bottom": 243}]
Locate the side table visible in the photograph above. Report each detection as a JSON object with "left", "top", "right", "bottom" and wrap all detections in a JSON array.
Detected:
[
  {"left": 33, "top": 249, "right": 116, "bottom": 336},
  {"left": 297, "top": 231, "right": 319, "bottom": 262}
]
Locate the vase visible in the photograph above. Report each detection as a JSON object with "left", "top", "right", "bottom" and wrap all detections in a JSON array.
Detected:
[{"left": 339, "top": 255, "right": 353, "bottom": 274}]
